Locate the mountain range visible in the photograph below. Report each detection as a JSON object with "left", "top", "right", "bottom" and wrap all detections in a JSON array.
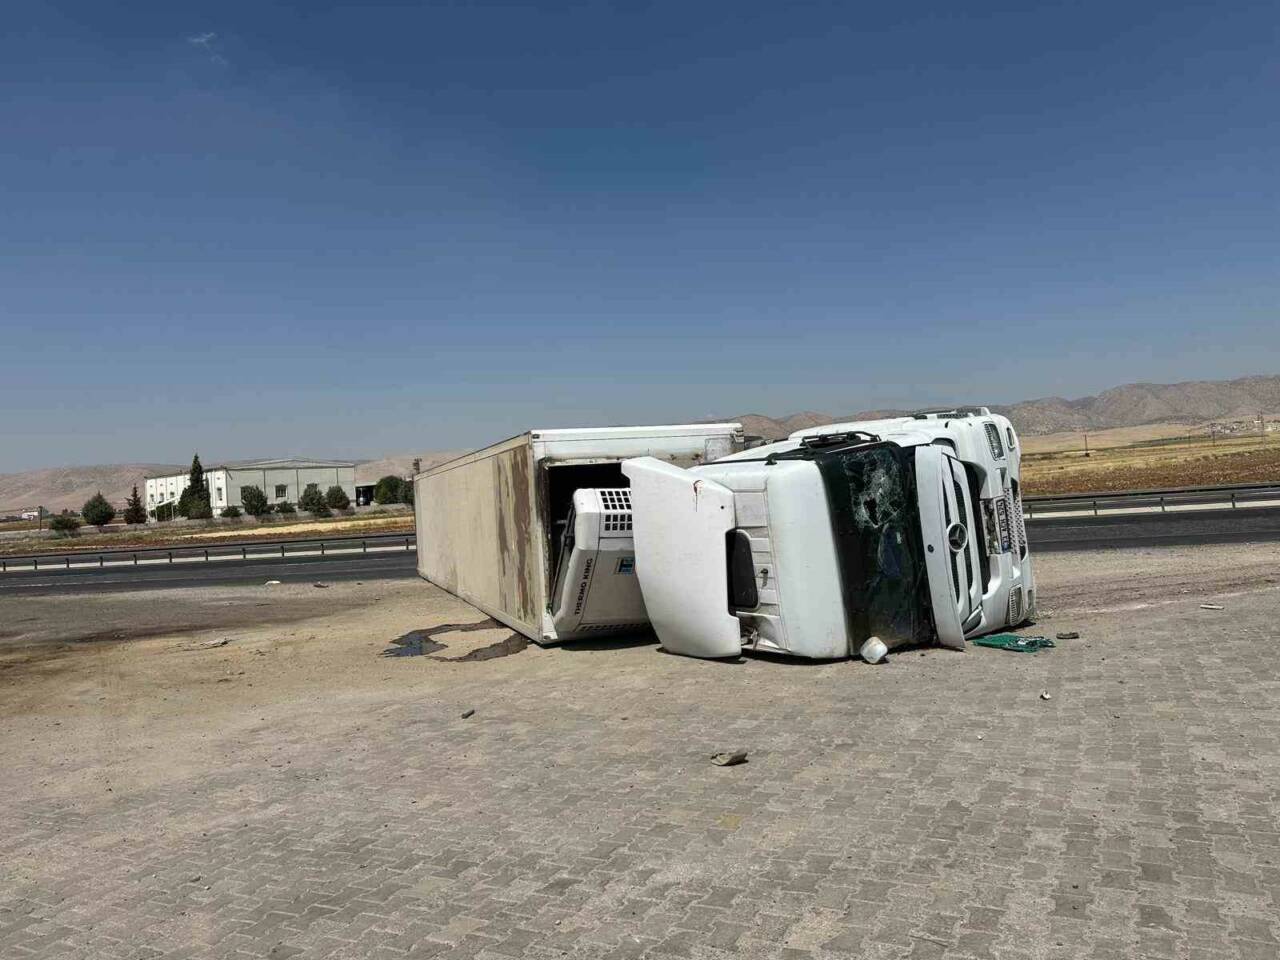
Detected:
[
  {"left": 2, "top": 374, "right": 1277, "bottom": 512},
  {"left": 728, "top": 374, "right": 1280, "bottom": 440}
]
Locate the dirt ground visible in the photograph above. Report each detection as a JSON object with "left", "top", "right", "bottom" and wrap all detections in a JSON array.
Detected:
[
  {"left": 1019, "top": 423, "right": 1213, "bottom": 454},
  {"left": 1021, "top": 436, "right": 1280, "bottom": 495},
  {"left": 3, "top": 545, "right": 1279, "bottom": 959}
]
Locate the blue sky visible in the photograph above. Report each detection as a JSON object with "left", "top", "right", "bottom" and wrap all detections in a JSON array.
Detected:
[{"left": 2, "top": 1, "right": 1278, "bottom": 471}]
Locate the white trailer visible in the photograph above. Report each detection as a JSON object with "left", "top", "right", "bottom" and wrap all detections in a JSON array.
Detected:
[{"left": 413, "top": 424, "right": 745, "bottom": 644}]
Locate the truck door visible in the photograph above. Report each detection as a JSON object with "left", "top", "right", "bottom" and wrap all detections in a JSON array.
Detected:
[{"left": 620, "top": 457, "right": 743, "bottom": 659}]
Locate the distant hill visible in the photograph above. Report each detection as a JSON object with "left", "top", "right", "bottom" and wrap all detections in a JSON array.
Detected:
[
  {"left": 729, "top": 374, "right": 1280, "bottom": 440},
  {"left": 4, "top": 374, "right": 1277, "bottom": 512},
  {"left": 0, "top": 454, "right": 464, "bottom": 514},
  {"left": 355, "top": 451, "right": 465, "bottom": 485},
  {"left": 0, "top": 463, "right": 182, "bottom": 515}
]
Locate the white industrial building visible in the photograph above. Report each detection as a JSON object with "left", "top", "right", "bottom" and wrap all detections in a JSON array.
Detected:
[{"left": 144, "top": 459, "right": 357, "bottom": 516}]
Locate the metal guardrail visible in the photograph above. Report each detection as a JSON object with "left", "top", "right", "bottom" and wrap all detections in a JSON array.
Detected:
[
  {"left": 0, "top": 531, "right": 416, "bottom": 573},
  {"left": 6, "top": 482, "right": 1279, "bottom": 571},
  {"left": 1023, "top": 482, "right": 1280, "bottom": 518}
]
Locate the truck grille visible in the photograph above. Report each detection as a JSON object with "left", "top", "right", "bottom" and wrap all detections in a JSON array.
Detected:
[
  {"left": 1005, "top": 489, "right": 1027, "bottom": 553},
  {"left": 599, "top": 489, "right": 633, "bottom": 532}
]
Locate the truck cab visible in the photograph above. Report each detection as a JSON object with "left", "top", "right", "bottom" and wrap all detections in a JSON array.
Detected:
[
  {"left": 788, "top": 407, "right": 1035, "bottom": 639},
  {"left": 623, "top": 427, "right": 990, "bottom": 659}
]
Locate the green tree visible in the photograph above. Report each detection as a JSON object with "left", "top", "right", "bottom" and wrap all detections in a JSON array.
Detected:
[
  {"left": 178, "top": 453, "right": 212, "bottom": 519},
  {"left": 373, "top": 474, "right": 406, "bottom": 504},
  {"left": 122, "top": 485, "right": 147, "bottom": 524},
  {"left": 275, "top": 500, "right": 296, "bottom": 515},
  {"left": 82, "top": 491, "right": 116, "bottom": 529},
  {"left": 49, "top": 514, "right": 81, "bottom": 535},
  {"left": 240, "top": 485, "right": 269, "bottom": 517},
  {"left": 324, "top": 485, "right": 351, "bottom": 510},
  {"left": 152, "top": 502, "right": 177, "bottom": 522},
  {"left": 220, "top": 505, "right": 242, "bottom": 518}
]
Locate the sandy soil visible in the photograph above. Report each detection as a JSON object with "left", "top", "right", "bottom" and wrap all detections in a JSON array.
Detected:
[
  {"left": 1022, "top": 436, "right": 1280, "bottom": 494},
  {"left": 4, "top": 542, "right": 1278, "bottom": 740},
  {"left": 1019, "top": 422, "right": 1211, "bottom": 454}
]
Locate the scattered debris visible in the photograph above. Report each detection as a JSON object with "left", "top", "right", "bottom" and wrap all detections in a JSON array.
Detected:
[
  {"left": 973, "top": 634, "right": 1056, "bottom": 653},
  {"left": 859, "top": 636, "right": 888, "bottom": 664},
  {"left": 711, "top": 750, "right": 748, "bottom": 767},
  {"left": 1055, "top": 631, "right": 1080, "bottom": 640},
  {"left": 264, "top": 580, "right": 281, "bottom": 586},
  {"left": 1199, "top": 604, "right": 1224, "bottom": 610},
  {"left": 976, "top": 734, "right": 984, "bottom": 741},
  {"left": 185, "top": 638, "right": 231, "bottom": 651},
  {"left": 1040, "top": 690, "right": 1052, "bottom": 701},
  {"left": 460, "top": 708, "right": 475, "bottom": 719},
  {"left": 313, "top": 582, "right": 330, "bottom": 589}
]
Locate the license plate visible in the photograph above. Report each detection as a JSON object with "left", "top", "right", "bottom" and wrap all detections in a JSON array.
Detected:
[{"left": 995, "top": 498, "right": 1012, "bottom": 552}]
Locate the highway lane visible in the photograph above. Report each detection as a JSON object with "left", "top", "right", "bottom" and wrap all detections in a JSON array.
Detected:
[
  {"left": 5, "top": 507, "right": 1279, "bottom": 594},
  {"left": 1029, "top": 505, "right": 1280, "bottom": 551},
  {"left": 0, "top": 550, "right": 419, "bottom": 594}
]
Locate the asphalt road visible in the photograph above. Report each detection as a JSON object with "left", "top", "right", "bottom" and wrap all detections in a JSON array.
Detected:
[
  {"left": 1028, "top": 505, "right": 1280, "bottom": 551},
  {"left": 0, "top": 550, "right": 419, "bottom": 594},
  {"left": 4, "top": 507, "right": 1279, "bottom": 594}
]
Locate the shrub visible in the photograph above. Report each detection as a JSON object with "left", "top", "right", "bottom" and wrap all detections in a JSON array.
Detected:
[
  {"left": 308, "top": 499, "right": 332, "bottom": 518},
  {"left": 298, "top": 483, "right": 325, "bottom": 513},
  {"left": 240, "top": 485, "right": 269, "bottom": 517},
  {"left": 275, "top": 501, "right": 296, "bottom": 515},
  {"left": 373, "top": 475, "right": 407, "bottom": 505},
  {"left": 50, "top": 514, "right": 81, "bottom": 535},
  {"left": 82, "top": 492, "right": 116, "bottom": 529},
  {"left": 123, "top": 485, "right": 147, "bottom": 525},
  {"left": 151, "top": 502, "right": 177, "bottom": 522},
  {"left": 324, "top": 485, "right": 351, "bottom": 510},
  {"left": 221, "top": 505, "right": 242, "bottom": 519}
]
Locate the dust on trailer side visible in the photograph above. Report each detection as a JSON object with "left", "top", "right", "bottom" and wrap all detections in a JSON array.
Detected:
[{"left": 412, "top": 424, "right": 745, "bottom": 645}]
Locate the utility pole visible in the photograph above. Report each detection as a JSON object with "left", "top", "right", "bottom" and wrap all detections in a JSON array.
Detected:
[{"left": 1083, "top": 431, "right": 1089, "bottom": 457}]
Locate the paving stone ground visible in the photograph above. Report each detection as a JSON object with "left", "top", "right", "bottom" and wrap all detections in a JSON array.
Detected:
[{"left": 2, "top": 547, "right": 1279, "bottom": 959}]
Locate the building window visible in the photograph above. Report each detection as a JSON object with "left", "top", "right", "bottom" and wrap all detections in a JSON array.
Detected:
[
  {"left": 215, "top": 487, "right": 223, "bottom": 503},
  {"left": 275, "top": 484, "right": 287, "bottom": 499}
]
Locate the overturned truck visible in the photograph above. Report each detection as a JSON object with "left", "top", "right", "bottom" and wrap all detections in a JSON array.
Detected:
[{"left": 413, "top": 409, "right": 1034, "bottom": 660}]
